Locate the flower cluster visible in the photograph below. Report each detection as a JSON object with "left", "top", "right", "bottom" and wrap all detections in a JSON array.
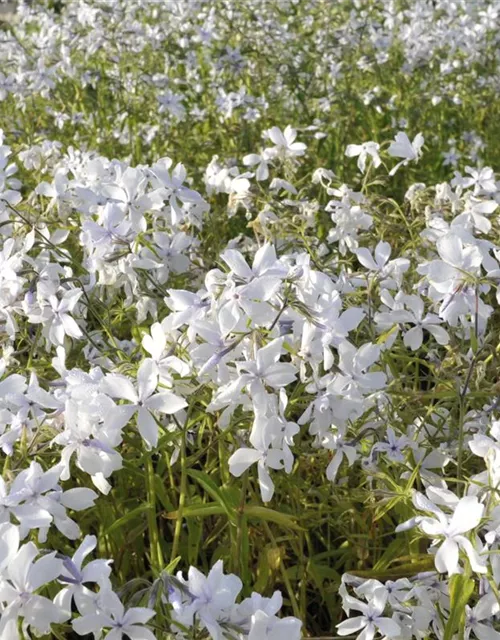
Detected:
[{"left": 0, "top": 0, "right": 499, "bottom": 638}]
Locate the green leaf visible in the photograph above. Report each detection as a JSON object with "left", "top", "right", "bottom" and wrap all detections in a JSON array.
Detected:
[
  {"left": 104, "top": 504, "right": 150, "bottom": 535},
  {"left": 165, "top": 502, "right": 227, "bottom": 519},
  {"left": 470, "top": 327, "right": 478, "bottom": 354},
  {"left": 244, "top": 505, "right": 303, "bottom": 530},
  {"left": 348, "top": 557, "right": 435, "bottom": 580},
  {"left": 163, "top": 556, "right": 182, "bottom": 574},
  {"left": 373, "top": 495, "right": 405, "bottom": 522},
  {"left": 376, "top": 324, "right": 398, "bottom": 345},
  {"left": 372, "top": 538, "right": 408, "bottom": 572},
  {"left": 254, "top": 546, "right": 272, "bottom": 593},
  {"left": 239, "top": 514, "right": 251, "bottom": 591},
  {"left": 187, "top": 516, "right": 202, "bottom": 565},
  {"left": 187, "top": 470, "right": 235, "bottom": 522},
  {"left": 444, "top": 573, "right": 474, "bottom": 640},
  {"left": 153, "top": 475, "right": 175, "bottom": 512}
]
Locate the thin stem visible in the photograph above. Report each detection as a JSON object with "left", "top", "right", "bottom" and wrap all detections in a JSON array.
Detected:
[
  {"left": 171, "top": 425, "right": 187, "bottom": 563},
  {"left": 262, "top": 521, "right": 301, "bottom": 620},
  {"left": 233, "top": 471, "right": 249, "bottom": 575},
  {"left": 457, "top": 324, "right": 483, "bottom": 489},
  {"left": 146, "top": 455, "right": 163, "bottom": 574}
]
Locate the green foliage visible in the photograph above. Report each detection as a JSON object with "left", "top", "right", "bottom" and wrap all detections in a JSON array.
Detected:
[{"left": 2, "top": 1, "right": 500, "bottom": 637}]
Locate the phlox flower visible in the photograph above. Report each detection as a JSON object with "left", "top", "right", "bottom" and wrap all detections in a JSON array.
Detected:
[
  {"left": 264, "top": 125, "right": 306, "bottom": 161},
  {"left": 417, "top": 233, "right": 483, "bottom": 320},
  {"left": 72, "top": 588, "right": 156, "bottom": 639},
  {"left": 215, "top": 243, "right": 288, "bottom": 335},
  {"left": 102, "top": 359, "right": 187, "bottom": 449},
  {"left": 0, "top": 530, "right": 68, "bottom": 638},
  {"left": 209, "top": 337, "right": 297, "bottom": 415},
  {"left": 388, "top": 132, "right": 424, "bottom": 175},
  {"left": 229, "top": 413, "right": 285, "bottom": 503},
  {"left": 150, "top": 160, "right": 203, "bottom": 226},
  {"left": 0, "top": 476, "right": 51, "bottom": 533},
  {"left": 336, "top": 589, "right": 400, "bottom": 640},
  {"left": 100, "top": 165, "right": 156, "bottom": 232},
  {"left": 269, "top": 177, "right": 298, "bottom": 195},
  {"left": 336, "top": 342, "right": 386, "bottom": 393},
  {"left": 373, "top": 426, "right": 415, "bottom": 463},
  {"left": 30, "top": 288, "right": 84, "bottom": 346},
  {"left": 354, "top": 577, "right": 412, "bottom": 609},
  {"left": 189, "top": 319, "right": 237, "bottom": 380},
  {"left": 248, "top": 609, "right": 302, "bottom": 640},
  {"left": 231, "top": 590, "right": 284, "bottom": 626},
  {"left": 322, "top": 431, "right": 358, "bottom": 482},
  {"left": 142, "top": 321, "right": 190, "bottom": 384},
  {"left": 465, "top": 593, "right": 500, "bottom": 640},
  {"left": 376, "top": 291, "right": 451, "bottom": 351},
  {"left": 164, "top": 288, "right": 210, "bottom": 331},
  {"left": 398, "top": 294, "right": 449, "bottom": 351},
  {"left": 55, "top": 534, "right": 112, "bottom": 616},
  {"left": 81, "top": 202, "right": 132, "bottom": 249},
  {"left": 54, "top": 397, "right": 123, "bottom": 495},
  {"left": 396, "top": 493, "right": 486, "bottom": 576},
  {"left": 454, "top": 196, "right": 498, "bottom": 234},
  {"left": 243, "top": 149, "right": 272, "bottom": 181},
  {"left": 158, "top": 89, "right": 186, "bottom": 119},
  {"left": 453, "top": 166, "right": 496, "bottom": 195},
  {"left": 355, "top": 240, "right": 409, "bottom": 288},
  {"left": 170, "top": 560, "right": 242, "bottom": 640},
  {"left": 8, "top": 461, "right": 97, "bottom": 541},
  {"left": 326, "top": 185, "right": 373, "bottom": 255},
  {"left": 345, "top": 141, "right": 381, "bottom": 173},
  {"left": 35, "top": 169, "right": 70, "bottom": 211},
  {"left": 143, "top": 231, "right": 193, "bottom": 284}
]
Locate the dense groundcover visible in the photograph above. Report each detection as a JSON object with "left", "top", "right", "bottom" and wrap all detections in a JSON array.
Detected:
[{"left": 1, "top": 0, "right": 500, "bottom": 638}]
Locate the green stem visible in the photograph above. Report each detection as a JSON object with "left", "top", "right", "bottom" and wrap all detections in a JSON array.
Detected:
[
  {"left": 457, "top": 343, "right": 482, "bottom": 490},
  {"left": 233, "top": 471, "right": 249, "bottom": 575},
  {"left": 146, "top": 455, "right": 163, "bottom": 574},
  {"left": 171, "top": 426, "right": 187, "bottom": 563},
  {"left": 262, "top": 521, "right": 302, "bottom": 620}
]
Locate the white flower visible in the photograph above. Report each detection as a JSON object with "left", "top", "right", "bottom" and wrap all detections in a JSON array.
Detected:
[
  {"left": 72, "top": 588, "right": 156, "bottom": 639},
  {"left": 170, "top": 560, "right": 242, "bottom": 640},
  {"left": 30, "top": 289, "right": 84, "bottom": 346},
  {"left": 396, "top": 493, "right": 486, "bottom": 576},
  {"left": 322, "top": 432, "right": 358, "bottom": 483},
  {"left": 0, "top": 537, "right": 67, "bottom": 638},
  {"left": 355, "top": 240, "right": 409, "bottom": 288},
  {"left": 388, "top": 132, "right": 424, "bottom": 175},
  {"left": 264, "top": 125, "right": 307, "bottom": 160},
  {"left": 8, "top": 461, "right": 97, "bottom": 541},
  {"left": 337, "top": 590, "right": 400, "bottom": 640},
  {"left": 248, "top": 609, "right": 302, "bottom": 640},
  {"left": 459, "top": 166, "right": 497, "bottom": 194},
  {"left": 101, "top": 359, "right": 187, "bottom": 449},
  {"left": 417, "top": 233, "right": 483, "bottom": 320},
  {"left": 228, "top": 416, "right": 285, "bottom": 502},
  {"left": 345, "top": 141, "right": 381, "bottom": 173},
  {"left": 376, "top": 293, "right": 449, "bottom": 351},
  {"left": 465, "top": 593, "right": 500, "bottom": 640},
  {"left": 243, "top": 150, "right": 272, "bottom": 181},
  {"left": 55, "top": 534, "right": 112, "bottom": 616}
]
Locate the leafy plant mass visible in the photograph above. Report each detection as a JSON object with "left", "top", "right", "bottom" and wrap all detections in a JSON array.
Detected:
[{"left": 0, "top": 0, "right": 500, "bottom": 638}]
